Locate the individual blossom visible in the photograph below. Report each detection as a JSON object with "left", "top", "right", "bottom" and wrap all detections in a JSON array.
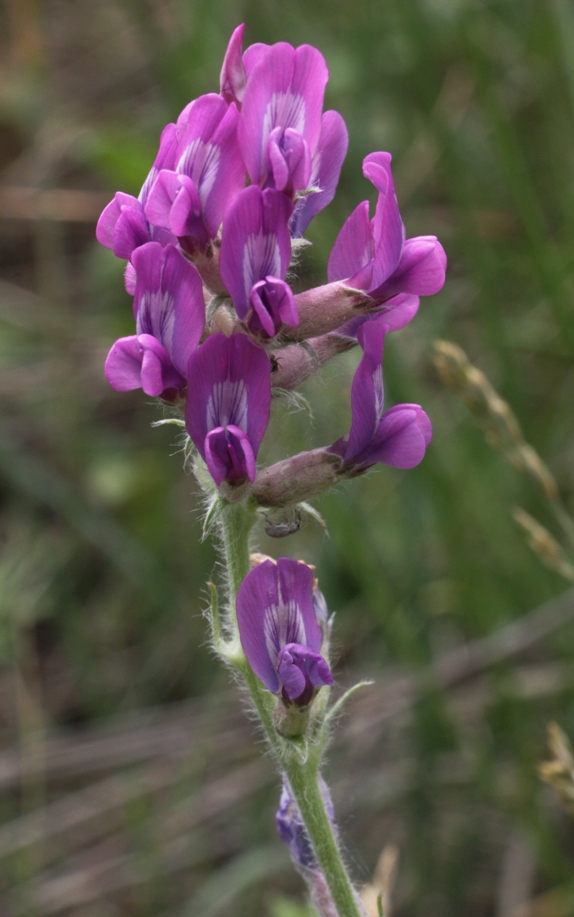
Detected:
[
  {"left": 328, "top": 152, "right": 446, "bottom": 307},
  {"left": 236, "top": 558, "right": 333, "bottom": 706},
  {"left": 105, "top": 242, "right": 205, "bottom": 398},
  {"left": 219, "top": 185, "right": 298, "bottom": 337},
  {"left": 329, "top": 317, "right": 432, "bottom": 473},
  {"left": 185, "top": 333, "right": 271, "bottom": 487},
  {"left": 238, "top": 41, "right": 329, "bottom": 196},
  {"left": 144, "top": 93, "right": 245, "bottom": 257}
]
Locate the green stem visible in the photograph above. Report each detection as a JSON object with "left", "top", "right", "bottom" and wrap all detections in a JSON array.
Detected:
[
  {"left": 218, "top": 501, "right": 363, "bottom": 917},
  {"left": 219, "top": 499, "right": 257, "bottom": 628},
  {"left": 284, "top": 756, "right": 363, "bottom": 917}
]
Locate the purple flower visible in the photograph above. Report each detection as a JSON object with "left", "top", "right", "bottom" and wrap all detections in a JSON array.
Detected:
[
  {"left": 238, "top": 41, "right": 329, "bottom": 196},
  {"left": 330, "top": 318, "right": 432, "bottom": 471},
  {"left": 219, "top": 186, "right": 298, "bottom": 337},
  {"left": 185, "top": 333, "right": 271, "bottom": 487},
  {"left": 327, "top": 152, "right": 446, "bottom": 306},
  {"left": 144, "top": 94, "right": 245, "bottom": 254},
  {"left": 96, "top": 123, "right": 179, "bottom": 260},
  {"left": 236, "top": 558, "right": 333, "bottom": 705},
  {"left": 290, "top": 110, "right": 349, "bottom": 238},
  {"left": 105, "top": 242, "right": 205, "bottom": 398}
]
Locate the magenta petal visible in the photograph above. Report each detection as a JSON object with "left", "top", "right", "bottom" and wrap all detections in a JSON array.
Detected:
[
  {"left": 236, "top": 558, "right": 321, "bottom": 695},
  {"left": 175, "top": 95, "right": 244, "bottom": 240},
  {"left": 373, "top": 236, "right": 447, "bottom": 300},
  {"left": 105, "top": 334, "right": 183, "bottom": 396},
  {"left": 113, "top": 206, "right": 150, "bottom": 259},
  {"left": 289, "top": 44, "right": 329, "bottom": 155},
  {"left": 277, "top": 558, "right": 321, "bottom": 652},
  {"left": 202, "top": 104, "right": 245, "bottom": 238},
  {"left": 156, "top": 245, "right": 205, "bottom": 375},
  {"left": 327, "top": 200, "right": 373, "bottom": 288},
  {"left": 168, "top": 176, "right": 204, "bottom": 239},
  {"left": 139, "top": 123, "right": 180, "bottom": 206},
  {"left": 337, "top": 294, "right": 419, "bottom": 339},
  {"left": 364, "top": 405, "right": 432, "bottom": 468},
  {"left": 185, "top": 333, "right": 271, "bottom": 464},
  {"left": 363, "top": 152, "right": 405, "bottom": 291},
  {"left": 144, "top": 170, "right": 183, "bottom": 230},
  {"left": 220, "top": 24, "right": 246, "bottom": 104},
  {"left": 239, "top": 42, "right": 328, "bottom": 186},
  {"left": 204, "top": 424, "right": 255, "bottom": 486},
  {"left": 236, "top": 560, "right": 282, "bottom": 692},
  {"left": 105, "top": 336, "right": 145, "bottom": 391},
  {"left": 96, "top": 192, "right": 138, "bottom": 250},
  {"left": 291, "top": 110, "right": 349, "bottom": 238},
  {"left": 343, "top": 320, "right": 386, "bottom": 462},
  {"left": 243, "top": 42, "right": 269, "bottom": 76},
  {"left": 248, "top": 277, "right": 298, "bottom": 337},
  {"left": 379, "top": 293, "right": 420, "bottom": 329},
  {"left": 266, "top": 127, "right": 311, "bottom": 193},
  {"left": 277, "top": 643, "right": 333, "bottom": 705},
  {"left": 124, "top": 262, "right": 137, "bottom": 296},
  {"left": 132, "top": 243, "right": 205, "bottom": 377},
  {"left": 220, "top": 186, "right": 293, "bottom": 317}
]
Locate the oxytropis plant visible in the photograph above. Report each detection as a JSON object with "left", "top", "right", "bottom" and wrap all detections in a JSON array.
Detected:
[{"left": 97, "top": 25, "right": 446, "bottom": 917}]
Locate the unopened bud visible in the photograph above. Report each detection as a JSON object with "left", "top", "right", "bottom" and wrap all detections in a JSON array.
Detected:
[
  {"left": 271, "top": 333, "right": 356, "bottom": 389},
  {"left": 285, "top": 282, "right": 372, "bottom": 341},
  {"left": 252, "top": 448, "right": 342, "bottom": 506}
]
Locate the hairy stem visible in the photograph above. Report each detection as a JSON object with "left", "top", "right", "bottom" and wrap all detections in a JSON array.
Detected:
[{"left": 217, "top": 502, "right": 364, "bottom": 917}]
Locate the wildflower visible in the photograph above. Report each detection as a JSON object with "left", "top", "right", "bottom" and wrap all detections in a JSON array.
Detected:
[
  {"left": 330, "top": 317, "right": 432, "bottom": 472},
  {"left": 219, "top": 185, "right": 297, "bottom": 336},
  {"left": 238, "top": 41, "right": 329, "bottom": 196},
  {"left": 328, "top": 152, "right": 446, "bottom": 304},
  {"left": 144, "top": 94, "right": 245, "bottom": 257},
  {"left": 185, "top": 333, "right": 271, "bottom": 486},
  {"left": 236, "top": 557, "right": 333, "bottom": 705},
  {"left": 105, "top": 242, "right": 205, "bottom": 398}
]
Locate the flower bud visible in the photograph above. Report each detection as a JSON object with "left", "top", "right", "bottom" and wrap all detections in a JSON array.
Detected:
[{"left": 252, "top": 448, "right": 342, "bottom": 506}]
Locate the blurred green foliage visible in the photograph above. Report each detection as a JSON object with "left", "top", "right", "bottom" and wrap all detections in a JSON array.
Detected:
[{"left": 1, "top": 0, "right": 574, "bottom": 914}]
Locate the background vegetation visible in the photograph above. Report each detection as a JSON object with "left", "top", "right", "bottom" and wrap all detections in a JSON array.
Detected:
[{"left": 1, "top": 0, "right": 574, "bottom": 913}]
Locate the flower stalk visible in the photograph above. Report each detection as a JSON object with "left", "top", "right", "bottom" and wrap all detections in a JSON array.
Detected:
[{"left": 217, "top": 502, "right": 365, "bottom": 917}]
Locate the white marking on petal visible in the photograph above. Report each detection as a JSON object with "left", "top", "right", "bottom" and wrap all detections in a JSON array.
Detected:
[
  {"left": 177, "top": 140, "right": 221, "bottom": 205},
  {"left": 136, "top": 290, "right": 175, "bottom": 347},
  {"left": 263, "top": 91, "right": 306, "bottom": 144},
  {"left": 243, "top": 233, "right": 281, "bottom": 300},
  {"left": 263, "top": 600, "right": 305, "bottom": 664},
  {"left": 207, "top": 379, "right": 248, "bottom": 430},
  {"left": 139, "top": 167, "right": 158, "bottom": 207},
  {"left": 372, "top": 367, "right": 384, "bottom": 418}
]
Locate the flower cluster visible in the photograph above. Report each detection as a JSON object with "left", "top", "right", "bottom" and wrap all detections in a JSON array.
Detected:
[{"left": 98, "top": 23, "right": 445, "bottom": 495}]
